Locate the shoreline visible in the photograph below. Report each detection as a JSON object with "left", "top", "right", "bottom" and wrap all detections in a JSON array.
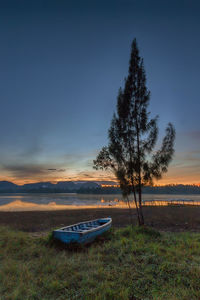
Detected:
[{"left": 1, "top": 206, "right": 200, "bottom": 233}]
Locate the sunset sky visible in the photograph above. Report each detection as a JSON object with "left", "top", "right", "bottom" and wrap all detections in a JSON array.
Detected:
[{"left": 0, "top": 0, "right": 200, "bottom": 185}]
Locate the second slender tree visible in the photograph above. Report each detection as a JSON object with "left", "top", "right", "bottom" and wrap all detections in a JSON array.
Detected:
[{"left": 94, "top": 39, "right": 175, "bottom": 225}]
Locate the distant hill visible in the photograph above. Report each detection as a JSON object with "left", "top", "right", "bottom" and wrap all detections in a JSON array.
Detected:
[
  {"left": 78, "top": 182, "right": 100, "bottom": 193},
  {"left": 80, "top": 182, "right": 100, "bottom": 189},
  {"left": 0, "top": 180, "right": 102, "bottom": 193},
  {"left": 23, "top": 182, "right": 54, "bottom": 190},
  {"left": 0, "top": 181, "right": 200, "bottom": 194},
  {"left": 56, "top": 181, "right": 77, "bottom": 190},
  {"left": 0, "top": 181, "right": 18, "bottom": 191}
]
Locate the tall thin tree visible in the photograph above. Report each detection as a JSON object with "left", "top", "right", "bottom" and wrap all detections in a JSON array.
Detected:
[{"left": 94, "top": 39, "right": 175, "bottom": 225}]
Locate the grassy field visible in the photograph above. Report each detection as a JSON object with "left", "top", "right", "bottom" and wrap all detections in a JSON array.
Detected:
[{"left": 1, "top": 226, "right": 200, "bottom": 299}]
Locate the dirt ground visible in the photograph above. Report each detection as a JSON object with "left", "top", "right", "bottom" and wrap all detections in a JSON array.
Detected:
[{"left": 1, "top": 206, "right": 200, "bottom": 233}]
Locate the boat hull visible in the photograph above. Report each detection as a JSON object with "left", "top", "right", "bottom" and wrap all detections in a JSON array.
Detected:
[{"left": 53, "top": 218, "right": 112, "bottom": 245}]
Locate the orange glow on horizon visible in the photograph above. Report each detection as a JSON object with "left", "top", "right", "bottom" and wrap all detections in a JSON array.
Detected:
[
  {"left": 0, "top": 174, "right": 200, "bottom": 186},
  {"left": 0, "top": 163, "right": 200, "bottom": 186},
  {"left": 0, "top": 174, "right": 118, "bottom": 185}
]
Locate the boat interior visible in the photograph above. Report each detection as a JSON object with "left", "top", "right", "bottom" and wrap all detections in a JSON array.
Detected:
[{"left": 61, "top": 220, "right": 107, "bottom": 232}]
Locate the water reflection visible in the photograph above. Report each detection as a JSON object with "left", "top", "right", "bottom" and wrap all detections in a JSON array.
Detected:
[{"left": 0, "top": 193, "right": 200, "bottom": 211}]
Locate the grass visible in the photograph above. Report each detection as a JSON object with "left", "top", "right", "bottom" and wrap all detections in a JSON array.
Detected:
[{"left": 0, "top": 226, "right": 200, "bottom": 300}]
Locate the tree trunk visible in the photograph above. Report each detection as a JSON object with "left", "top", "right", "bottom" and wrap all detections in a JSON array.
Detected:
[
  {"left": 138, "top": 186, "right": 144, "bottom": 225},
  {"left": 126, "top": 196, "right": 134, "bottom": 227},
  {"left": 135, "top": 113, "right": 145, "bottom": 226},
  {"left": 131, "top": 181, "right": 141, "bottom": 225}
]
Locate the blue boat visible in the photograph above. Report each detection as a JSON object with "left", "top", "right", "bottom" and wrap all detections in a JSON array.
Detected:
[{"left": 53, "top": 217, "right": 112, "bottom": 244}]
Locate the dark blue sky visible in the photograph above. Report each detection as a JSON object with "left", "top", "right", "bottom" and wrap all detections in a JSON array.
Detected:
[{"left": 0, "top": 0, "right": 200, "bottom": 184}]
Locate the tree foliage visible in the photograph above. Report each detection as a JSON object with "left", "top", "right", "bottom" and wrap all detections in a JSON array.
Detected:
[{"left": 94, "top": 39, "right": 175, "bottom": 225}]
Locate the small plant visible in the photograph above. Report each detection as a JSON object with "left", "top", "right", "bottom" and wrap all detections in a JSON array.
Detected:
[{"left": 133, "top": 225, "right": 161, "bottom": 238}]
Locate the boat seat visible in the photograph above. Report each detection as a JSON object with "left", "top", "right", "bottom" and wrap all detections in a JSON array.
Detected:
[
  {"left": 70, "top": 226, "right": 77, "bottom": 231},
  {"left": 66, "top": 224, "right": 100, "bottom": 231},
  {"left": 83, "top": 226, "right": 98, "bottom": 230}
]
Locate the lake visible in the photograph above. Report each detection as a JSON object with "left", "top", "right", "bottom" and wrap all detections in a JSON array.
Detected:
[{"left": 0, "top": 193, "right": 200, "bottom": 211}]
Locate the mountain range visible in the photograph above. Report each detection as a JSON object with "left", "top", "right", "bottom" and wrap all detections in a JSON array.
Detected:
[
  {"left": 0, "top": 180, "right": 106, "bottom": 192},
  {"left": 0, "top": 181, "right": 200, "bottom": 194}
]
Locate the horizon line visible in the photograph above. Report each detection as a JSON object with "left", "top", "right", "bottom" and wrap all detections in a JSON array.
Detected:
[{"left": 0, "top": 179, "right": 200, "bottom": 187}]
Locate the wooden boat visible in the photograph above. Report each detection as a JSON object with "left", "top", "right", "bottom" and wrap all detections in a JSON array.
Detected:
[{"left": 53, "top": 217, "right": 112, "bottom": 244}]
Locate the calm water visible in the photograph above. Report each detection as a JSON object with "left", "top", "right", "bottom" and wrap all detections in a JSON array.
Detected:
[{"left": 0, "top": 193, "right": 200, "bottom": 211}]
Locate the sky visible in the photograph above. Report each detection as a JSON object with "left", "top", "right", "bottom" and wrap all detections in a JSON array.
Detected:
[{"left": 0, "top": 0, "right": 200, "bottom": 185}]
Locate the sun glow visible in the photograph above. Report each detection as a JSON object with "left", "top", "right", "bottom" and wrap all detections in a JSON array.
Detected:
[{"left": 0, "top": 169, "right": 200, "bottom": 186}]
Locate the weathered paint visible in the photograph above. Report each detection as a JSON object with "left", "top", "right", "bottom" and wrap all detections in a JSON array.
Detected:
[{"left": 53, "top": 218, "right": 112, "bottom": 244}]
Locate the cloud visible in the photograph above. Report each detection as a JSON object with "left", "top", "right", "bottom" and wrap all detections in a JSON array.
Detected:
[
  {"left": 1, "top": 144, "right": 200, "bottom": 185},
  {"left": 47, "top": 168, "right": 66, "bottom": 172},
  {"left": 172, "top": 150, "right": 200, "bottom": 166},
  {"left": 157, "top": 149, "right": 200, "bottom": 184},
  {"left": 0, "top": 163, "right": 68, "bottom": 183},
  {"left": 0, "top": 149, "right": 104, "bottom": 183},
  {"left": 1, "top": 164, "right": 47, "bottom": 178},
  {"left": 58, "top": 169, "right": 66, "bottom": 172},
  {"left": 81, "top": 173, "right": 91, "bottom": 177},
  {"left": 0, "top": 149, "right": 94, "bottom": 182}
]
